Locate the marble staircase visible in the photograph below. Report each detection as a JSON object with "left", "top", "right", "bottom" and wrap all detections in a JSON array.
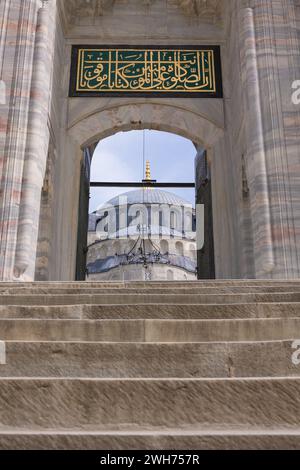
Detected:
[{"left": 0, "top": 280, "right": 300, "bottom": 449}]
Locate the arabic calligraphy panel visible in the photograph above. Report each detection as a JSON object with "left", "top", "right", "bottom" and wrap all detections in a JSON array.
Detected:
[{"left": 70, "top": 46, "right": 222, "bottom": 98}]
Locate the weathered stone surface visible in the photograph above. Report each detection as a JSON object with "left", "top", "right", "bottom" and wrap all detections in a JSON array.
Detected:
[
  {"left": 3, "top": 285, "right": 300, "bottom": 295},
  {"left": 1, "top": 430, "right": 300, "bottom": 450},
  {"left": 0, "top": 340, "right": 298, "bottom": 378},
  {"left": 0, "top": 317, "right": 300, "bottom": 342},
  {"left": 0, "top": 302, "right": 299, "bottom": 320},
  {"left": 1, "top": 377, "right": 300, "bottom": 429},
  {"left": 1, "top": 0, "right": 300, "bottom": 450},
  {"left": 1, "top": 291, "right": 300, "bottom": 305},
  {"left": 0, "top": 280, "right": 299, "bottom": 449}
]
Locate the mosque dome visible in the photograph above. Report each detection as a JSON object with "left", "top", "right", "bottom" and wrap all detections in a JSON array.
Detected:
[
  {"left": 105, "top": 188, "right": 191, "bottom": 208},
  {"left": 89, "top": 161, "right": 194, "bottom": 233}
]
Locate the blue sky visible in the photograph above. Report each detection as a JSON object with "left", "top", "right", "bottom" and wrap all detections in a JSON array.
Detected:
[{"left": 89, "top": 130, "right": 196, "bottom": 213}]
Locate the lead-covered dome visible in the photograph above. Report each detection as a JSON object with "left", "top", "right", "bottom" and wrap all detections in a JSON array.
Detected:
[{"left": 105, "top": 188, "right": 191, "bottom": 208}]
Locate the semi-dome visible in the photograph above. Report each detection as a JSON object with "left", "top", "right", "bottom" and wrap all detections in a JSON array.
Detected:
[{"left": 105, "top": 188, "right": 191, "bottom": 208}]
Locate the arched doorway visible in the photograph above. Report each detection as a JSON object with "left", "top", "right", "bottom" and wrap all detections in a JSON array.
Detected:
[
  {"left": 47, "top": 100, "right": 228, "bottom": 281},
  {"left": 83, "top": 129, "right": 199, "bottom": 282},
  {"left": 71, "top": 104, "right": 222, "bottom": 281}
]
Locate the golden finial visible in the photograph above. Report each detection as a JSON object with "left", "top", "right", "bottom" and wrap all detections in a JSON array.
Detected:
[{"left": 145, "top": 160, "right": 151, "bottom": 181}]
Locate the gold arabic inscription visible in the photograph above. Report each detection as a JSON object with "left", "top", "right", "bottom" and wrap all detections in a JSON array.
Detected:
[{"left": 74, "top": 48, "right": 217, "bottom": 94}]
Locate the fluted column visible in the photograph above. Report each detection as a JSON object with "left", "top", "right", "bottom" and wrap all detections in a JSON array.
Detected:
[
  {"left": 0, "top": 0, "right": 39, "bottom": 281},
  {"left": 14, "top": 0, "right": 57, "bottom": 280},
  {"left": 239, "top": 6, "right": 275, "bottom": 276}
]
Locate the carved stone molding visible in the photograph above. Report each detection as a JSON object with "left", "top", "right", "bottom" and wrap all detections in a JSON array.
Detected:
[
  {"left": 61, "top": 0, "right": 114, "bottom": 25},
  {"left": 178, "top": 0, "right": 221, "bottom": 20},
  {"left": 61, "top": 0, "right": 222, "bottom": 25}
]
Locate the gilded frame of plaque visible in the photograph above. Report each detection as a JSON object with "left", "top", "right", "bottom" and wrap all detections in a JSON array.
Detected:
[{"left": 69, "top": 45, "right": 223, "bottom": 98}]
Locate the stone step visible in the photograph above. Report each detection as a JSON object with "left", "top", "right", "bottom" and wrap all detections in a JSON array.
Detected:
[
  {"left": 0, "top": 378, "right": 299, "bottom": 429},
  {"left": 3, "top": 286, "right": 300, "bottom": 296},
  {"left": 0, "top": 318, "right": 300, "bottom": 342},
  {"left": 0, "top": 280, "right": 299, "bottom": 450},
  {"left": 0, "top": 340, "right": 299, "bottom": 378},
  {"left": 0, "top": 302, "right": 299, "bottom": 319},
  {"left": 1, "top": 429, "right": 300, "bottom": 450},
  {"left": 1, "top": 292, "right": 300, "bottom": 305},
  {"left": 1, "top": 280, "right": 300, "bottom": 288}
]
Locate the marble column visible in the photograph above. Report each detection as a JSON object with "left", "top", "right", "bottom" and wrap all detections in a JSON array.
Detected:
[
  {"left": 239, "top": 6, "right": 275, "bottom": 277},
  {"left": 249, "top": 0, "right": 300, "bottom": 278},
  {"left": 0, "top": 0, "right": 39, "bottom": 281},
  {"left": 14, "top": 0, "right": 57, "bottom": 280}
]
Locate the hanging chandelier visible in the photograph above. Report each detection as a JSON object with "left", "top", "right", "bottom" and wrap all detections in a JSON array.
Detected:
[{"left": 121, "top": 224, "right": 171, "bottom": 270}]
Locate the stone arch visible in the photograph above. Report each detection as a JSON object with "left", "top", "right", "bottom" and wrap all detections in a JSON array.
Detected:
[
  {"left": 113, "top": 240, "right": 121, "bottom": 255},
  {"left": 160, "top": 239, "right": 169, "bottom": 254},
  {"left": 68, "top": 102, "right": 224, "bottom": 149},
  {"left": 175, "top": 241, "right": 184, "bottom": 256},
  {"left": 62, "top": 100, "right": 224, "bottom": 280},
  {"left": 170, "top": 207, "right": 182, "bottom": 232}
]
